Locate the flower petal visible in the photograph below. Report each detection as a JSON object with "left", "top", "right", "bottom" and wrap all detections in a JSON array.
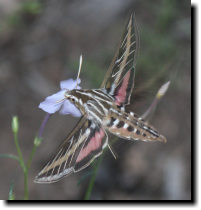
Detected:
[
  {"left": 59, "top": 100, "right": 82, "bottom": 117},
  {"left": 60, "top": 78, "right": 81, "bottom": 90},
  {"left": 39, "top": 90, "right": 66, "bottom": 114}
]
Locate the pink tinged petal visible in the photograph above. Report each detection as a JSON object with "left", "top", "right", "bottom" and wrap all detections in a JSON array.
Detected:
[
  {"left": 59, "top": 100, "right": 82, "bottom": 117},
  {"left": 60, "top": 78, "right": 81, "bottom": 90},
  {"left": 38, "top": 90, "right": 66, "bottom": 114}
]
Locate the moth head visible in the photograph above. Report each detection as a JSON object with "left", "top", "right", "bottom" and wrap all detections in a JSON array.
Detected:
[
  {"left": 64, "top": 89, "right": 78, "bottom": 103},
  {"left": 64, "top": 89, "right": 85, "bottom": 115}
]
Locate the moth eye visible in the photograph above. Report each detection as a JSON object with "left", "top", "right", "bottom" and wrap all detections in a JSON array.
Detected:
[{"left": 87, "top": 103, "right": 92, "bottom": 107}]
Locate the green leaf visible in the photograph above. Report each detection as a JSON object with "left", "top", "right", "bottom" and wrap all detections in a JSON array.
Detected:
[
  {"left": 0, "top": 154, "right": 19, "bottom": 162},
  {"left": 8, "top": 181, "right": 15, "bottom": 200}
]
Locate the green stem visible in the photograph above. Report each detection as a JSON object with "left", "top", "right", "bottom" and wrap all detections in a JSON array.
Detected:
[
  {"left": 13, "top": 131, "right": 29, "bottom": 200},
  {"left": 13, "top": 132, "right": 25, "bottom": 170},
  {"left": 26, "top": 144, "right": 37, "bottom": 171},
  {"left": 23, "top": 169, "right": 29, "bottom": 200},
  {"left": 23, "top": 143, "right": 37, "bottom": 200},
  {"left": 84, "top": 154, "right": 103, "bottom": 200}
]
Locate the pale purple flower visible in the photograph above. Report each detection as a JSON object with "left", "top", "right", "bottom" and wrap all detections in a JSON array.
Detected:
[{"left": 39, "top": 78, "right": 82, "bottom": 117}]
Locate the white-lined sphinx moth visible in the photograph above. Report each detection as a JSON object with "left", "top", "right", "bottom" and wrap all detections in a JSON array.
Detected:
[{"left": 35, "top": 14, "right": 167, "bottom": 183}]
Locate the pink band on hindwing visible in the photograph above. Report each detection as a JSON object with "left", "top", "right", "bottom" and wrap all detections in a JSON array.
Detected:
[{"left": 76, "top": 129, "right": 105, "bottom": 163}]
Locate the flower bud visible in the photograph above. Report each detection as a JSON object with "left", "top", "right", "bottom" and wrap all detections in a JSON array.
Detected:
[
  {"left": 156, "top": 81, "right": 170, "bottom": 99},
  {"left": 34, "top": 136, "right": 43, "bottom": 147},
  {"left": 12, "top": 116, "right": 19, "bottom": 133}
]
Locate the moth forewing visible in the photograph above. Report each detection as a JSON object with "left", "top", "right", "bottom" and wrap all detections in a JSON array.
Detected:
[
  {"left": 34, "top": 117, "right": 90, "bottom": 183},
  {"left": 101, "top": 13, "right": 139, "bottom": 107}
]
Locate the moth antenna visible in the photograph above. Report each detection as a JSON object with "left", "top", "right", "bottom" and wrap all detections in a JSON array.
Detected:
[
  {"left": 56, "top": 98, "right": 66, "bottom": 104},
  {"left": 108, "top": 143, "right": 117, "bottom": 160},
  {"left": 76, "top": 54, "right": 83, "bottom": 89}
]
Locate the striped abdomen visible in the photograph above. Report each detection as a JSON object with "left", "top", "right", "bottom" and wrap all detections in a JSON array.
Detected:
[{"left": 103, "top": 109, "right": 167, "bottom": 143}]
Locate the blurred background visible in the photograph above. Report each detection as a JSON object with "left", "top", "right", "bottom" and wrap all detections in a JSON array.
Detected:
[{"left": 0, "top": 0, "right": 191, "bottom": 200}]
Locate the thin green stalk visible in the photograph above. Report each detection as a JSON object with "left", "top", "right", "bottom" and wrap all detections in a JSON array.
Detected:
[
  {"left": 23, "top": 143, "right": 38, "bottom": 200},
  {"left": 13, "top": 131, "right": 29, "bottom": 200},
  {"left": 26, "top": 144, "right": 37, "bottom": 171},
  {"left": 84, "top": 154, "right": 103, "bottom": 200},
  {"left": 23, "top": 169, "right": 29, "bottom": 200},
  {"left": 13, "top": 132, "right": 26, "bottom": 171}
]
